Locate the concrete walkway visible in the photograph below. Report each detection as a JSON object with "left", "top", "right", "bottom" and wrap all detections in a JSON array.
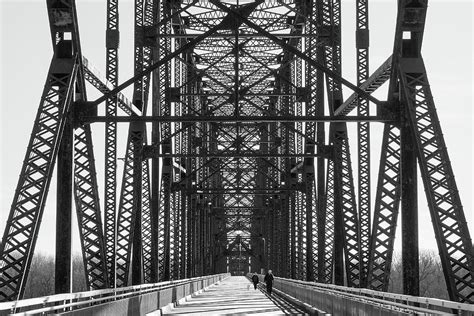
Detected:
[{"left": 160, "top": 276, "right": 306, "bottom": 315}]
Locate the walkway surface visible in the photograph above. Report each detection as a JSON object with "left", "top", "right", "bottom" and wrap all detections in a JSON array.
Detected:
[{"left": 160, "top": 276, "right": 307, "bottom": 315}]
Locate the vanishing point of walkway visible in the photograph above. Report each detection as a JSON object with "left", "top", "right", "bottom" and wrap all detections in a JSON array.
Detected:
[{"left": 161, "top": 276, "right": 307, "bottom": 315}]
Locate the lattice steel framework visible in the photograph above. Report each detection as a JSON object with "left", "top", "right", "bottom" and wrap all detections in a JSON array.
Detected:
[
  {"left": 0, "top": 0, "right": 473, "bottom": 305},
  {"left": 104, "top": 0, "right": 119, "bottom": 287}
]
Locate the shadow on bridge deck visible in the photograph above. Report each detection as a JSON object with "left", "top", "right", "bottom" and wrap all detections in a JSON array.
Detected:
[{"left": 159, "top": 276, "right": 306, "bottom": 315}]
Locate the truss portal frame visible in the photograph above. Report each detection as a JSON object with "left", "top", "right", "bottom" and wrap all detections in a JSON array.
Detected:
[{"left": 0, "top": 0, "right": 473, "bottom": 304}]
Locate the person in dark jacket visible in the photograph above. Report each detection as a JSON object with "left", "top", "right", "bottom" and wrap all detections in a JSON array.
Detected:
[
  {"left": 251, "top": 272, "right": 259, "bottom": 290},
  {"left": 264, "top": 270, "right": 274, "bottom": 295}
]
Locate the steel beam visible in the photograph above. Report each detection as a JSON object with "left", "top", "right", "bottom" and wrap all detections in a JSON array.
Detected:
[
  {"left": 401, "top": 104, "right": 419, "bottom": 296},
  {"left": 356, "top": 0, "right": 371, "bottom": 286},
  {"left": 55, "top": 115, "right": 73, "bottom": 294},
  {"left": 83, "top": 115, "right": 391, "bottom": 123},
  {"left": 104, "top": 0, "right": 119, "bottom": 287},
  {"left": 366, "top": 125, "right": 401, "bottom": 291}
]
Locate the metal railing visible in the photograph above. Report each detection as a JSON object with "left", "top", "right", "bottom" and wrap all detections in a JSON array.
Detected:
[
  {"left": 271, "top": 276, "right": 474, "bottom": 315},
  {"left": 0, "top": 273, "right": 229, "bottom": 316}
]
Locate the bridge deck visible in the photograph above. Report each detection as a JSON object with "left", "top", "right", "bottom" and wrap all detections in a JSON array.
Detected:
[{"left": 160, "top": 276, "right": 306, "bottom": 315}]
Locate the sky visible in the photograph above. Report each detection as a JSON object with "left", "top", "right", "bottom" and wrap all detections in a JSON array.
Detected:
[{"left": 0, "top": 0, "right": 472, "bottom": 258}]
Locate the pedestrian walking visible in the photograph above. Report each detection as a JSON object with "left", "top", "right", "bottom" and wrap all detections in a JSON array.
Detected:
[
  {"left": 251, "top": 272, "right": 259, "bottom": 290},
  {"left": 264, "top": 270, "right": 274, "bottom": 295}
]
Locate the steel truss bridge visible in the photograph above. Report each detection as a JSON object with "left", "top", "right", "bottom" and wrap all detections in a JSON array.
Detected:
[{"left": 0, "top": 0, "right": 473, "bottom": 307}]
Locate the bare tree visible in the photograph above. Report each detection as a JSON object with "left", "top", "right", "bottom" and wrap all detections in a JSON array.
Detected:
[
  {"left": 23, "top": 252, "right": 87, "bottom": 298},
  {"left": 388, "top": 250, "right": 448, "bottom": 300},
  {"left": 388, "top": 252, "right": 403, "bottom": 294},
  {"left": 418, "top": 250, "right": 448, "bottom": 299},
  {"left": 72, "top": 253, "right": 87, "bottom": 292},
  {"left": 23, "top": 253, "right": 55, "bottom": 298}
]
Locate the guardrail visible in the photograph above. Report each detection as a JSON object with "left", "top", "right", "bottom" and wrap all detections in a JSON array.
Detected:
[
  {"left": 0, "top": 273, "right": 230, "bottom": 316},
  {"left": 249, "top": 274, "right": 474, "bottom": 316}
]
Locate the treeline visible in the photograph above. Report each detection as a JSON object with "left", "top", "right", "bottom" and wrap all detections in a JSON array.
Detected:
[
  {"left": 388, "top": 250, "right": 448, "bottom": 299},
  {"left": 23, "top": 253, "right": 87, "bottom": 299},
  {"left": 22, "top": 250, "right": 448, "bottom": 300}
]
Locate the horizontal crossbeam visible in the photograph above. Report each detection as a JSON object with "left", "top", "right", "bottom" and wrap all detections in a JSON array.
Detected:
[
  {"left": 83, "top": 115, "right": 391, "bottom": 123},
  {"left": 143, "top": 151, "right": 328, "bottom": 159}
]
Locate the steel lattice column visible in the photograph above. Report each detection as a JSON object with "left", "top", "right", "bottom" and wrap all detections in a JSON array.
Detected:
[
  {"left": 156, "top": 0, "right": 173, "bottom": 280},
  {"left": 356, "top": 0, "right": 371, "bottom": 286},
  {"left": 75, "top": 59, "right": 109, "bottom": 291},
  {"left": 115, "top": 134, "right": 136, "bottom": 287},
  {"left": 303, "top": 1, "right": 324, "bottom": 281},
  {"left": 139, "top": 0, "right": 155, "bottom": 283},
  {"left": 74, "top": 123, "right": 109, "bottom": 290},
  {"left": 367, "top": 125, "right": 401, "bottom": 291},
  {"left": 322, "top": 156, "right": 336, "bottom": 284},
  {"left": 322, "top": 0, "right": 362, "bottom": 287},
  {"left": 141, "top": 158, "right": 153, "bottom": 283},
  {"left": 114, "top": 0, "right": 154, "bottom": 287},
  {"left": 0, "top": 0, "right": 92, "bottom": 301},
  {"left": 0, "top": 61, "right": 78, "bottom": 301},
  {"left": 308, "top": 0, "right": 329, "bottom": 284},
  {"left": 131, "top": 122, "right": 144, "bottom": 286},
  {"left": 400, "top": 65, "right": 474, "bottom": 303},
  {"left": 104, "top": 0, "right": 119, "bottom": 287}
]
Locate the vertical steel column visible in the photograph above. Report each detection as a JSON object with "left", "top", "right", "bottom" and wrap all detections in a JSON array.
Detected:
[
  {"left": 302, "top": 19, "right": 318, "bottom": 277},
  {"left": 115, "top": 138, "right": 136, "bottom": 287},
  {"left": 315, "top": 44, "right": 327, "bottom": 287},
  {"left": 258, "top": 122, "right": 270, "bottom": 273},
  {"left": 356, "top": 0, "right": 371, "bottom": 286},
  {"left": 176, "top": 37, "right": 186, "bottom": 279},
  {"left": 401, "top": 103, "right": 419, "bottom": 296},
  {"left": 170, "top": 28, "right": 185, "bottom": 279},
  {"left": 400, "top": 66, "right": 474, "bottom": 302},
  {"left": 141, "top": 159, "right": 152, "bottom": 283},
  {"left": 156, "top": 0, "right": 172, "bottom": 281},
  {"left": 322, "top": 156, "right": 336, "bottom": 283},
  {"left": 130, "top": 0, "right": 145, "bottom": 287},
  {"left": 323, "top": 0, "right": 362, "bottom": 287},
  {"left": 115, "top": 0, "right": 152, "bottom": 288},
  {"left": 268, "top": 96, "right": 279, "bottom": 275},
  {"left": 333, "top": 127, "right": 345, "bottom": 286},
  {"left": 131, "top": 123, "right": 144, "bottom": 285},
  {"left": 55, "top": 114, "right": 73, "bottom": 294},
  {"left": 294, "top": 36, "right": 307, "bottom": 280},
  {"left": 150, "top": 120, "right": 159, "bottom": 283},
  {"left": 366, "top": 0, "right": 404, "bottom": 292},
  {"left": 290, "top": 192, "right": 296, "bottom": 279},
  {"left": 104, "top": 0, "right": 119, "bottom": 287},
  {"left": 0, "top": 46, "right": 78, "bottom": 302},
  {"left": 74, "top": 125, "right": 110, "bottom": 290},
  {"left": 395, "top": 0, "right": 474, "bottom": 301},
  {"left": 366, "top": 124, "right": 401, "bottom": 291},
  {"left": 0, "top": 1, "right": 91, "bottom": 299},
  {"left": 304, "top": 0, "right": 327, "bottom": 283},
  {"left": 187, "top": 194, "right": 196, "bottom": 277},
  {"left": 149, "top": 0, "right": 162, "bottom": 285},
  {"left": 283, "top": 62, "right": 292, "bottom": 279},
  {"left": 185, "top": 54, "right": 196, "bottom": 278},
  {"left": 179, "top": 189, "right": 187, "bottom": 278}
]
